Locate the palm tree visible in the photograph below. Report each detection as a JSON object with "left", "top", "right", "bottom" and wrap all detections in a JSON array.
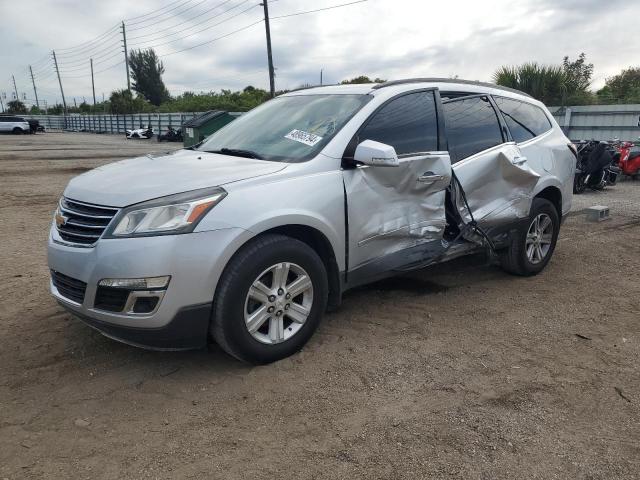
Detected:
[{"left": 493, "top": 63, "right": 569, "bottom": 105}]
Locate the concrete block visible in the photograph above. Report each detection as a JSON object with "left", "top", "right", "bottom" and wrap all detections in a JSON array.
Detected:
[{"left": 586, "top": 205, "right": 610, "bottom": 222}]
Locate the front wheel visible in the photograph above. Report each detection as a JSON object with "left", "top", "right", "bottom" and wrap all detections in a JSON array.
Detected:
[
  {"left": 12, "top": 127, "right": 23, "bottom": 134},
  {"left": 211, "top": 234, "right": 328, "bottom": 364},
  {"left": 500, "top": 198, "right": 560, "bottom": 276}
]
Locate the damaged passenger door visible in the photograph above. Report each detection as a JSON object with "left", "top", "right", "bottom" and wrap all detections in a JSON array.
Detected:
[
  {"left": 342, "top": 89, "right": 451, "bottom": 281},
  {"left": 442, "top": 95, "right": 540, "bottom": 229}
]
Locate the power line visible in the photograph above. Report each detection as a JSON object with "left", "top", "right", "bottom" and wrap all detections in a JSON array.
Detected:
[
  {"left": 56, "top": 43, "right": 123, "bottom": 69},
  {"left": 57, "top": 47, "right": 123, "bottom": 71},
  {"left": 56, "top": 31, "right": 122, "bottom": 59},
  {"left": 126, "top": 0, "right": 202, "bottom": 27},
  {"left": 160, "top": 18, "right": 264, "bottom": 57},
  {"left": 131, "top": 2, "right": 259, "bottom": 49},
  {"left": 128, "top": 0, "right": 238, "bottom": 40},
  {"left": 124, "top": 0, "right": 195, "bottom": 22},
  {"left": 31, "top": 54, "right": 53, "bottom": 68},
  {"left": 31, "top": 63, "right": 55, "bottom": 77},
  {"left": 58, "top": 60, "right": 125, "bottom": 79},
  {"left": 11, "top": 0, "right": 370, "bottom": 106},
  {"left": 55, "top": 24, "right": 121, "bottom": 53},
  {"left": 128, "top": 0, "right": 211, "bottom": 32},
  {"left": 271, "top": 0, "right": 368, "bottom": 19}
]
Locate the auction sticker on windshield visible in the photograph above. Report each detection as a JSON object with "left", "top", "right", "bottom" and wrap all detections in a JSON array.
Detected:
[{"left": 285, "top": 129, "right": 323, "bottom": 146}]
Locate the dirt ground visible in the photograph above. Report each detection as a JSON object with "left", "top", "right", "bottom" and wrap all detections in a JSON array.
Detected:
[{"left": 1, "top": 132, "right": 639, "bottom": 479}]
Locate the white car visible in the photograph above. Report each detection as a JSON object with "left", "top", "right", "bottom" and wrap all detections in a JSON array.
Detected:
[
  {"left": 48, "top": 79, "right": 575, "bottom": 364},
  {"left": 0, "top": 115, "right": 30, "bottom": 134}
]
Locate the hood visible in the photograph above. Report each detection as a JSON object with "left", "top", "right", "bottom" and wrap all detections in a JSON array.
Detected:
[{"left": 64, "top": 149, "right": 288, "bottom": 207}]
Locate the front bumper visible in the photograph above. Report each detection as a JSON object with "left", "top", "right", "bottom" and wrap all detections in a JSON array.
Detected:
[
  {"left": 48, "top": 225, "right": 251, "bottom": 349},
  {"left": 58, "top": 301, "right": 212, "bottom": 350}
]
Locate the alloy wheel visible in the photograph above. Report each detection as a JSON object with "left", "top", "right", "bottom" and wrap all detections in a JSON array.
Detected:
[
  {"left": 526, "top": 213, "right": 553, "bottom": 264},
  {"left": 244, "top": 262, "right": 314, "bottom": 345}
]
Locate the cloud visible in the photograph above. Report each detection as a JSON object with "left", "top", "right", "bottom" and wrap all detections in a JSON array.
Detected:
[{"left": 1, "top": 0, "right": 638, "bottom": 106}]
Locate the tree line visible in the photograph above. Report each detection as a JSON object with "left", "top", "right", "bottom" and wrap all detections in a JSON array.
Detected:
[
  {"left": 4, "top": 50, "right": 639, "bottom": 115},
  {"left": 494, "top": 53, "right": 640, "bottom": 105}
]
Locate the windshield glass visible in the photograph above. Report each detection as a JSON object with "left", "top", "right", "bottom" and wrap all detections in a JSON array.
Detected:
[{"left": 197, "top": 94, "right": 370, "bottom": 162}]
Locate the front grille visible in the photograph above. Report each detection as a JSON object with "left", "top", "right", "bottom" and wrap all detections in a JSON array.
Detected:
[
  {"left": 56, "top": 197, "right": 118, "bottom": 246},
  {"left": 94, "top": 286, "right": 129, "bottom": 312},
  {"left": 51, "top": 270, "right": 87, "bottom": 304}
]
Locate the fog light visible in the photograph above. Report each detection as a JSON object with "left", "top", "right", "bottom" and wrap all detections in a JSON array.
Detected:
[
  {"left": 132, "top": 296, "right": 160, "bottom": 314},
  {"left": 98, "top": 276, "right": 170, "bottom": 290}
]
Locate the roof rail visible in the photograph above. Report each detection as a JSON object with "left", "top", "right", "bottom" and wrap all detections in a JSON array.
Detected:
[
  {"left": 371, "top": 78, "right": 532, "bottom": 98},
  {"left": 283, "top": 83, "right": 341, "bottom": 94}
]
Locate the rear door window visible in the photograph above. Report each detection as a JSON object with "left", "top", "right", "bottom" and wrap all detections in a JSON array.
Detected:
[
  {"left": 358, "top": 90, "right": 439, "bottom": 155},
  {"left": 494, "top": 96, "right": 552, "bottom": 142},
  {"left": 443, "top": 96, "right": 504, "bottom": 162}
]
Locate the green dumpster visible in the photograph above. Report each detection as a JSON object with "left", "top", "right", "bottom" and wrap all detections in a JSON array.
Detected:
[{"left": 182, "top": 110, "right": 240, "bottom": 148}]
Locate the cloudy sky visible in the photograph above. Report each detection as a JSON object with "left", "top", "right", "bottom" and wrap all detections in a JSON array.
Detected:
[{"left": 0, "top": 0, "right": 638, "bottom": 108}]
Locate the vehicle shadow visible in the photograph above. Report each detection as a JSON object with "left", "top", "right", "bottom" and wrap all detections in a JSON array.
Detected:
[{"left": 343, "top": 251, "right": 502, "bottom": 300}]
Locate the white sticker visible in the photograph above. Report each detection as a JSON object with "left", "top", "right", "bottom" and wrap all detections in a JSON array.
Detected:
[{"left": 284, "top": 129, "right": 323, "bottom": 146}]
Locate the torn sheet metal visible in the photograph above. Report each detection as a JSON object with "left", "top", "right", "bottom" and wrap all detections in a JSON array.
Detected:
[
  {"left": 343, "top": 152, "right": 452, "bottom": 271},
  {"left": 452, "top": 144, "right": 540, "bottom": 228}
]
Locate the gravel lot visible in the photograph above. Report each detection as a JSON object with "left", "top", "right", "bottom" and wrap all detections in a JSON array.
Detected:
[{"left": 1, "top": 133, "right": 639, "bottom": 479}]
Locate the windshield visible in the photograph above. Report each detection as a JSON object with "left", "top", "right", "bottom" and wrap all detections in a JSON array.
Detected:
[{"left": 197, "top": 94, "right": 370, "bottom": 162}]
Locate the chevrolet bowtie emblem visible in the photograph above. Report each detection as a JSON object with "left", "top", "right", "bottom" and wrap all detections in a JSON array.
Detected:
[{"left": 55, "top": 213, "right": 68, "bottom": 227}]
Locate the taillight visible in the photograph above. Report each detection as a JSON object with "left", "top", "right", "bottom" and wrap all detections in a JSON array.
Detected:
[{"left": 567, "top": 143, "right": 578, "bottom": 159}]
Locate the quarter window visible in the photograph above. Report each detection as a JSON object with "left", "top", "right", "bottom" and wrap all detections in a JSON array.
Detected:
[
  {"left": 494, "top": 96, "right": 552, "bottom": 142},
  {"left": 443, "top": 96, "right": 504, "bottom": 162},
  {"left": 359, "top": 91, "right": 438, "bottom": 155}
]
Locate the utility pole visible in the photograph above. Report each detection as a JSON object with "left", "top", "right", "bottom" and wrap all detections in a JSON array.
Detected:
[
  {"left": 29, "top": 65, "right": 40, "bottom": 109},
  {"left": 121, "top": 21, "right": 131, "bottom": 92},
  {"left": 261, "top": 2, "right": 275, "bottom": 97},
  {"left": 11, "top": 75, "right": 19, "bottom": 102},
  {"left": 320, "top": 69, "right": 323, "bottom": 86},
  {"left": 90, "top": 58, "right": 96, "bottom": 105},
  {"left": 52, "top": 50, "right": 68, "bottom": 114},
  {"left": 0, "top": 95, "right": 4, "bottom": 113},
  {"left": 73, "top": 97, "right": 77, "bottom": 108}
]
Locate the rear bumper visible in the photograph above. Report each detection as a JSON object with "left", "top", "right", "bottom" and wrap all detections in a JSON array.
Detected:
[{"left": 61, "top": 301, "right": 212, "bottom": 350}]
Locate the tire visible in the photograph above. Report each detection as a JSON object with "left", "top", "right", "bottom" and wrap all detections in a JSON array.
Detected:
[
  {"left": 500, "top": 198, "right": 560, "bottom": 276},
  {"left": 211, "top": 234, "right": 328, "bottom": 364},
  {"left": 12, "top": 127, "right": 23, "bottom": 134},
  {"left": 573, "top": 173, "right": 586, "bottom": 194}
]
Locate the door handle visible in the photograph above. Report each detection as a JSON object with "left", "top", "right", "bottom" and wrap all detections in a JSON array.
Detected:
[
  {"left": 417, "top": 172, "right": 444, "bottom": 183},
  {"left": 511, "top": 155, "right": 528, "bottom": 165}
]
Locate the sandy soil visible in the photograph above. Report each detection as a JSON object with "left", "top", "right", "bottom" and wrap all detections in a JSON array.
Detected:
[{"left": 0, "top": 132, "right": 639, "bottom": 479}]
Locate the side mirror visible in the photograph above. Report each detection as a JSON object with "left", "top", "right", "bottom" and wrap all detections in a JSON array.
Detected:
[{"left": 353, "top": 139, "right": 399, "bottom": 167}]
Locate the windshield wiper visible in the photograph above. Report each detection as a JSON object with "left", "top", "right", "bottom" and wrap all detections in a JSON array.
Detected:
[{"left": 206, "top": 148, "right": 264, "bottom": 159}]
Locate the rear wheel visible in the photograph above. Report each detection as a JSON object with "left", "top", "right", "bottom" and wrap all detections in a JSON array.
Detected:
[
  {"left": 500, "top": 198, "right": 559, "bottom": 276},
  {"left": 573, "top": 173, "right": 586, "bottom": 194},
  {"left": 12, "top": 127, "right": 23, "bottom": 134},
  {"left": 211, "top": 234, "right": 328, "bottom": 364}
]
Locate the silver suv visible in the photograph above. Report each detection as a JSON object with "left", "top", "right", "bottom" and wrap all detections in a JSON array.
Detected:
[
  {"left": 0, "top": 115, "right": 30, "bottom": 133},
  {"left": 48, "top": 79, "right": 575, "bottom": 363}
]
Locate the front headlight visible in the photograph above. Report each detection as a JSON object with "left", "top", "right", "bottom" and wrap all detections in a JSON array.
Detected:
[{"left": 105, "top": 187, "right": 227, "bottom": 238}]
